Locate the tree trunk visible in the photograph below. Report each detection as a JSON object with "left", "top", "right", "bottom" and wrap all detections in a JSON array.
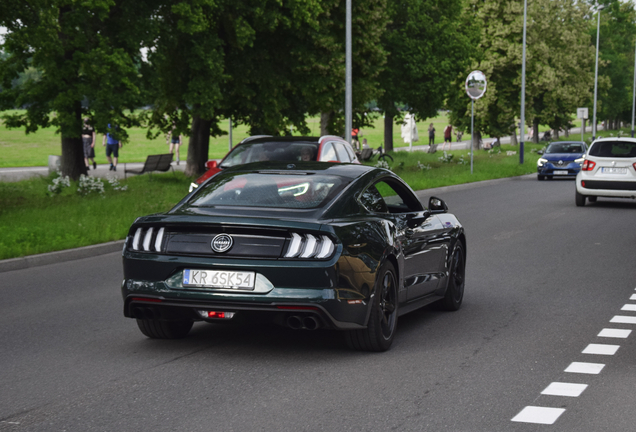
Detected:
[
  {"left": 60, "top": 101, "right": 86, "bottom": 180},
  {"left": 472, "top": 130, "right": 482, "bottom": 150},
  {"left": 320, "top": 111, "right": 332, "bottom": 136},
  {"left": 510, "top": 132, "right": 518, "bottom": 146},
  {"left": 185, "top": 115, "right": 211, "bottom": 177},
  {"left": 554, "top": 129, "right": 559, "bottom": 139},
  {"left": 384, "top": 113, "right": 394, "bottom": 152},
  {"left": 532, "top": 120, "right": 539, "bottom": 144}
]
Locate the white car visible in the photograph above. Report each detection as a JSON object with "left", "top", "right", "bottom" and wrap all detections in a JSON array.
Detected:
[{"left": 575, "top": 138, "right": 636, "bottom": 206}]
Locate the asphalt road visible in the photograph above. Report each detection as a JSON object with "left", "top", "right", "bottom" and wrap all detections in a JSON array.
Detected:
[{"left": 2, "top": 175, "right": 636, "bottom": 431}]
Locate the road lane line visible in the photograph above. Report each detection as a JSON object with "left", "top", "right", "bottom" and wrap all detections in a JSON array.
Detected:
[
  {"left": 582, "top": 344, "right": 620, "bottom": 355},
  {"left": 512, "top": 407, "right": 566, "bottom": 424},
  {"left": 598, "top": 328, "right": 631, "bottom": 338},
  {"left": 630, "top": 294, "right": 636, "bottom": 300},
  {"left": 541, "top": 382, "right": 588, "bottom": 397},
  {"left": 564, "top": 362, "right": 605, "bottom": 374},
  {"left": 610, "top": 315, "right": 636, "bottom": 324}
]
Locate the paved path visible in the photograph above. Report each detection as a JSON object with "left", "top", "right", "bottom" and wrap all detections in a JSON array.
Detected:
[{"left": 0, "top": 125, "right": 598, "bottom": 183}]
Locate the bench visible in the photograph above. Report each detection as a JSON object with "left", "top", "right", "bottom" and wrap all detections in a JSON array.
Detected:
[{"left": 124, "top": 153, "right": 175, "bottom": 179}]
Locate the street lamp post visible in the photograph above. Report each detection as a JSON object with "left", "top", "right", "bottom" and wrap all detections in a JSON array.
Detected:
[
  {"left": 345, "top": 0, "right": 352, "bottom": 145},
  {"left": 592, "top": 4, "right": 604, "bottom": 141},
  {"left": 519, "top": 0, "right": 527, "bottom": 165},
  {"left": 632, "top": 38, "right": 636, "bottom": 138}
]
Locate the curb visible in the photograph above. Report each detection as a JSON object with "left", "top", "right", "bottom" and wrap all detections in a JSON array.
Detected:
[{"left": 0, "top": 240, "right": 124, "bottom": 273}]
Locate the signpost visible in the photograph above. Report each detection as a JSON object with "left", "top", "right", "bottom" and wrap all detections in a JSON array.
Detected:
[
  {"left": 577, "top": 108, "right": 588, "bottom": 142},
  {"left": 465, "top": 71, "right": 487, "bottom": 174}
]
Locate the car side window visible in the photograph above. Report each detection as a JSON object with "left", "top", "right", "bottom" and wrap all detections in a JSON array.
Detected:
[
  {"left": 319, "top": 142, "right": 338, "bottom": 162},
  {"left": 373, "top": 179, "right": 424, "bottom": 213},
  {"left": 333, "top": 142, "right": 352, "bottom": 163},
  {"left": 359, "top": 185, "right": 388, "bottom": 213}
]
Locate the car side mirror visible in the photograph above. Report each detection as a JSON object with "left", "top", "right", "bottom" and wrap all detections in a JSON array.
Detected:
[
  {"left": 206, "top": 160, "right": 218, "bottom": 170},
  {"left": 428, "top": 196, "right": 448, "bottom": 214}
]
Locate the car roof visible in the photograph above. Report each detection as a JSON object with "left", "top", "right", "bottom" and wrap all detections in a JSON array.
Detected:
[
  {"left": 221, "top": 161, "right": 375, "bottom": 179},
  {"left": 591, "top": 137, "right": 636, "bottom": 144},
  {"left": 238, "top": 136, "right": 348, "bottom": 146},
  {"left": 548, "top": 141, "right": 585, "bottom": 145}
]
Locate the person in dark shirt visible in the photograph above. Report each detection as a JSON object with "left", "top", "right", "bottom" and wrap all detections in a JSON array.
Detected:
[{"left": 82, "top": 118, "right": 96, "bottom": 170}]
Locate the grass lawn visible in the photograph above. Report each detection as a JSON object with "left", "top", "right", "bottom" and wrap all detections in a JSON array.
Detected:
[{"left": 1, "top": 110, "right": 560, "bottom": 168}]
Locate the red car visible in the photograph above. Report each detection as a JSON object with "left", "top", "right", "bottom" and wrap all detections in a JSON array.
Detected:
[{"left": 189, "top": 135, "right": 360, "bottom": 192}]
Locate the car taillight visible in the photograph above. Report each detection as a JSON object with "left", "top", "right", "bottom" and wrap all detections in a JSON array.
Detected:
[
  {"left": 582, "top": 160, "right": 596, "bottom": 171},
  {"left": 130, "top": 227, "right": 165, "bottom": 252},
  {"left": 633, "top": 162, "right": 636, "bottom": 171},
  {"left": 284, "top": 233, "right": 335, "bottom": 259}
]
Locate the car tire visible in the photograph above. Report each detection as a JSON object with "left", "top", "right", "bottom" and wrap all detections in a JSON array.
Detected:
[
  {"left": 136, "top": 318, "right": 193, "bottom": 339},
  {"left": 538, "top": 175, "right": 545, "bottom": 181},
  {"left": 588, "top": 196, "right": 597, "bottom": 203},
  {"left": 345, "top": 261, "right": 398, "bottom": 352},
  {"left": 436, "top": 242, "right": 466, "bottom": 311},
  {"left": 575, "top": 190, "right": 586, "bottom": 207}
]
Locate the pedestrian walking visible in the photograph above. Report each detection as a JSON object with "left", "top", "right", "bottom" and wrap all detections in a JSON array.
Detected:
[
  {"left": 442, "top": 124, "right": 453, "bottom": 151},
  {"left": 82, "top": 118, "right": 96, "bottom": 171},
  {"left": 102, "top": 123, "right": 122, "bottom": 171},
  {"left": 167, "top": 125, "right": 182, "bottom": 165},
  {"left": 428, "top": 123, "right": 435, "bottom": 146}
]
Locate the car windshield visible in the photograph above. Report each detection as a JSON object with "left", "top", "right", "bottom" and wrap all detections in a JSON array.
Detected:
[
  {"left": 546, "top": 143, "right": 584, "bottom": 154},
  {"left": 220, "top": 141, "right": 320, "bottom": 168},
  {"left": 589, "top": 141, "right": 636, "bottom": 158},
  {"left": 187, "top": 172, "right": 348, "bottom": 209}
]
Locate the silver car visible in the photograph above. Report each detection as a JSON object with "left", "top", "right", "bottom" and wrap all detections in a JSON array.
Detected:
[{"left": 575, "top": 138, "right": 636, "bottom": 206}]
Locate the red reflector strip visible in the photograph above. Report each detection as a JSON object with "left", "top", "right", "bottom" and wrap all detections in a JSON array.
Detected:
[
  {"left": 131, "top": 297, "right": 162, "bottom": 303},
  {"left": 276, "top": 305, "right": 319, "bottom": 311},
  {"left": 208, "top": 311, "right": 225, "bottom": 318}
]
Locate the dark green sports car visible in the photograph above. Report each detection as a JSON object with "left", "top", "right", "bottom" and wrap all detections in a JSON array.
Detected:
[{"left": 122, "top": 162, "right": 466, "bottom": 351}]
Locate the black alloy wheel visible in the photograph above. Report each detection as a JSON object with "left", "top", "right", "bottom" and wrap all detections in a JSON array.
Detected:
[
  {"left": 136, "top": 318, "right": 193, "bottom": 339},
  {"left": 437, "top": 243, "right": 465, "bottom": 311},
  {"left": 345, "top": 261, "right": 398, "bottom": 352}
]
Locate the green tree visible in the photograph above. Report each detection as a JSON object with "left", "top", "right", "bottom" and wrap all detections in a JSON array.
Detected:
[
  {"left": 448, "top": 0, "right": 594, "bottom": 146},
  {"left": 0, "top": 0, "right": 154, "bottom": 179},
  {"left": 594, "top": 0, "right": 636, "bottom": 130},
  {"left": 377, "top": 0, "right": 474, "bottom": 151}
]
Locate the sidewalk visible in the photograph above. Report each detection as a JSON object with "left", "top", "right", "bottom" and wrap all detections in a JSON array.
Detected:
[{"left": 0, "top": 160, "right": 188, "bottom": 183}]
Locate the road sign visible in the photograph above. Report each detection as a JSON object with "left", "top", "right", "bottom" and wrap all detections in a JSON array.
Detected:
[{"left": 577, "top": 108, "right": 589, "bottom": 119}]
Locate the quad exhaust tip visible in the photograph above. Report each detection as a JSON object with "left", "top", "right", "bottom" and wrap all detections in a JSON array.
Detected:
[{"left": 286, "top": 315, "right": 321, "bottom": 330}]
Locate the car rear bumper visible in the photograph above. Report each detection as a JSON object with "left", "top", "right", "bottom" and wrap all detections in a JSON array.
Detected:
[
  {"left": 121, "top": 276, "right": 371, "bottom": 330},
  {"left": 576, "top": 178, "right": 636, "bottom": 198}
]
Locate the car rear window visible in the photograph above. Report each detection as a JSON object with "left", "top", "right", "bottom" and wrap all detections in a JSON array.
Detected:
[
  {"left": 546, "top": 143, "right": 584, "bottom": 154},
  {"left": 187, "top": 172, "right": 349, "bottom": 209},
  {"left": 589, "top": 141, "right": 636, "bottom": 158},
  {"left": 220, "top": 142, "right": 320, "bottom": 168}
]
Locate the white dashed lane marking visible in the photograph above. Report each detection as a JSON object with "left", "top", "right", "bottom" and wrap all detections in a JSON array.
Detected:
[
  {"left": 541, "top": 382, "right": 588, "bottom": 397},
  {"left": 611, "top": 315, "right": 636, "bottom": 324},
  {"left": 512, "top": 287, "right": 636, "bottom": 425},
  {"left": 598, "top": 328, "right": 632, "bottom": 338},
  {"left": 511, "top": 407, "right": 566, "bottom": 425},
  {"left": 564, "top": 362, "right": 605, "bottom": 374},
  {"left": 582, "top": 343, "right": 620, "bottom": 355}
]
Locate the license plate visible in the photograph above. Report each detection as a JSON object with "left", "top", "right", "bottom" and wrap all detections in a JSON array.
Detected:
[
  {"left": 183, "top": 269, "right": 255, "bottom": 290},
  {"left": 553, "top": 170, "right": 568, "bottom": 175},
  {"left": 601, "top": 167, "right": 627, "bottom": 174}
]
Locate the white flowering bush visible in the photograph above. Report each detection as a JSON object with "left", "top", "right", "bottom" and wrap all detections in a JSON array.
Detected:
[
  {"left": 77, "top": 174, "right": 105, "bottom": 196},
  {"left": 506, "top": 151, "right": 517, "bottom": 156},
  {"left": 47, "top": 171, "right": 71, "bottom": 196},
  {"left": 456, "top": 155, "right": 468, "bottom": 165},
  {"left": 375, "top": 160, "right": 391, "bottom": 170},
  {"left": 417, "top": 161, "right": 432, "bottom": 171},
  {"left": 107, "top": 176, "right": 128, "bottom": 191},
  {"left": 438, "top": 151, "right": 454, "bottom": 163}
]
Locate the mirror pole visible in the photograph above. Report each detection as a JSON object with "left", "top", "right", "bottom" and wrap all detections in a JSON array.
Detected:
[
  {"left": 470, "top": 99, "right": 474, "bottom": 174},
  {"left": 519, "top": 0, "right": 527, "bottom": 165}
]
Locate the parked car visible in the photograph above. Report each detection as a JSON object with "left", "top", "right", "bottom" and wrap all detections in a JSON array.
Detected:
[
  {"left": 123, "top": 162, "right": 466, "bottom": 351},
  {"left": 575, "top": 138, "right": 636, "bottom": 206},
  {"left": 189, "top": 135, "right": 359, "bottom": 192},
  {"left": 537, "top": 141, "right": 587, "bottom": 180}
]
